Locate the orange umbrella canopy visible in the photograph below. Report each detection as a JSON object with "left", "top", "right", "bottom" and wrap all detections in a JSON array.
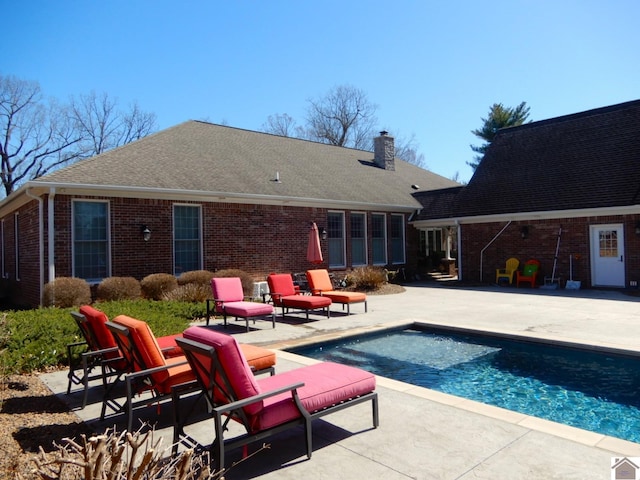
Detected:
[{"left": 307, "top": 222, "right": 323, "bottom": 264}]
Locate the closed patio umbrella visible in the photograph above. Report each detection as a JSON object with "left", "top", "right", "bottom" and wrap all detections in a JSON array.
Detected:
[{"left": 307, "top": 222, "right": 323, "bottom": 264}]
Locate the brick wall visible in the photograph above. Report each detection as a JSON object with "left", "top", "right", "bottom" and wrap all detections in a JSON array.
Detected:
[
  {"left": 2, "top": 194, "right": 418, "bottom": 307},
  {"left": 461, "top": 215, "right": 640, "bottom": 287}
]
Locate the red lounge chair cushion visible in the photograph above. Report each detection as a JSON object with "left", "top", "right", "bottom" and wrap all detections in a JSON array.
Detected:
[
  {"left": 253, "top": 362, "right": 376, "bottom": 431},
  {"left": 212, "top": 277, "right": 245, "bottom": 304},
  {"left": 156, "top": 334, "right": 184, "bottom": 358},
  {"left": 280, "top": 295, "right": 332, "bottom": 309},
  {"left": 267, "top": 274, "right": 297, "bottom": 298}
]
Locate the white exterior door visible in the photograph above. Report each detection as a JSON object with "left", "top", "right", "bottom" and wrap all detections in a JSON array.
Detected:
[{"left": 590, "top": 224, "right": 625, "bottom": 287}]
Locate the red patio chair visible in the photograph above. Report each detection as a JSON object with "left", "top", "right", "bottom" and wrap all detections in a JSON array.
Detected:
[
  {"left": 66, "top": 305, "right": 182, "bottom": 409},
  {"left": 266, "top": 273, "right": 332, "bottom": 320},
  {"left": 516, "top": 259, "right": 541, "bottom": 288},
  {"left": 306, "top": 269, "right": 367, "bottom": 314},
  {"left": 172, "top": 326, "right": 378, "bottom": 470},
  {"left": 206, "top": 277, "right": 275, "bottom": 331}
]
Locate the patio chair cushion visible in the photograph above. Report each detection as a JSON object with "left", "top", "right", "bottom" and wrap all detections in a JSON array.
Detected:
[
  {"left": 182, "top": 326, "right": 376, "bottom": 431},
  {"left": 306, "top": 269, "right": 367, "bottom": 304},
  {"left": 253, "top": 362, "right": 376, "bottom": 431},
  {"left": 183, "top": 326, "right": 262, "bottom": 415},
  {"left": 222, "top": 301, "right": 275, "bottom": 318},
  {"left": 280, "top": 294, "right": 332, "bottom": 309},
  {"left": 112, "top": 315, "right": 193, "bottom": 392},
  {"left": 183, "top": 325, "right": 276, "bottom": 373},
  {"left": 79, "top": 305, "right": 183, "bottom": 359}
]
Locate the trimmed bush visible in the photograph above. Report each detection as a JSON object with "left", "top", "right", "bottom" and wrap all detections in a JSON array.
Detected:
[
  {"left": 140, "top": 273, "right": 178, "bottom": 300},
  {"left": 42, "top": 277, "right": 91, "bottom": 308},
  {"left": 163, "top": 283, "right": 211, "bottom": 303},
  {"left": 177, "top": 269, "right": 215, "bottom": 286},
  {"left": 96, "top": 276, "right": 141, "bottom": 301},
  {"left": 346, "top": 266, "right": 387, "bottom": 291},
  {"left": 213, "top": 269, "right": 255, "bottom": 297}
]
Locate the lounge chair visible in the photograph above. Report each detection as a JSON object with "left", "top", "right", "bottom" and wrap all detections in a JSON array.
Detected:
[
  {"left": 66, "top": 305, "right": 183, "bottom": 408},
  {"left": 266, "top": 273, "right": 332, "bottom": 320},
  {"left": 102, "top": 315, "right": 277, "bottom": 431},
  {"left": 495, "top": 257, "right": 519, "bottom": 285},
  {"left": 172, "top": 326, "right": 378, "bottom": 470},
  {"left": 206, "top": 277, "right": 275, "bottom": 331},
  {"left": 306, "top": 269, "right": 367, "bottom": 314},
  {"left": 516, "top": 259, "right": 541, "bottom": 288}
]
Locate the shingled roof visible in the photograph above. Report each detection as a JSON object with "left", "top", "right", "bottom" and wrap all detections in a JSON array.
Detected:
[
  {"left": 29, "top": 121, "right": 457, "bottom": 210},
  {"left": 414, "top": 99, "right": 640, "bottom": 222}
]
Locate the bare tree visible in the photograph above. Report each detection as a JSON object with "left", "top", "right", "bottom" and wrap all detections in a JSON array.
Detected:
[
  {"left": 391, "top": 132, "right": 427, "bottom": 168},
  {"left": 70, "top": 91, "right": 157, "bottom": 157},
  {"left": 0, "top": 75, "right": 84, "bottom": 197},
  {"left": 262, "top": 113, "right": 300, "bottom": 137},
  {"left": 305, "top": 85, "right": 378, "bottom": 150}
]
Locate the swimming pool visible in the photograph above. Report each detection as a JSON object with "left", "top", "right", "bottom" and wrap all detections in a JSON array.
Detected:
[{"left": 289, "top": 327, "right": 640, "bottom": 443}]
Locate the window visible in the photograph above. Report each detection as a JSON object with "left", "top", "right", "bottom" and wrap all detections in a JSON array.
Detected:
[
  {"left": 598, "top": 230, "right": 618, "bottom": 257},
  {"left": 371, "top": 213, "right": 387, "bottom": 265},
  {"left": 73, "top": 201, "right": 109, "bottom": 281},
  {"left": 174, "top": 205, "right": 202, "bottom": 275},
  {"left": 327, "top": 211, "right": 345, "bottom": 268},
  {"left": 350, "top": 213, "right": 367, "bottom": 266},
  {"left": 390, "top": 214, "right": 405, "bottom": 264}
]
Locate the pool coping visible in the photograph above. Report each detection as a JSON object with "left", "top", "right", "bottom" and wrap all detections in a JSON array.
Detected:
[{"left": 265, "top": 319, "right": 640, "bottom": 457}]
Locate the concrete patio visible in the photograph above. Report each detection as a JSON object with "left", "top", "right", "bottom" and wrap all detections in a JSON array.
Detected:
[{"left": 41, "top": 282, "right": 640, "bottom": 479}]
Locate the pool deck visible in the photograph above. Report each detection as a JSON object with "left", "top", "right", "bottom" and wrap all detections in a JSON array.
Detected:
[{"left": 41, "top": 282, "right": 640, "bottom": 479}]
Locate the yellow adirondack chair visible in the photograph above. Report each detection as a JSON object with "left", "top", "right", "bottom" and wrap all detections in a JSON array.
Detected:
[{"left": 496, "top": 258, "right": 520, "bottom": 284}]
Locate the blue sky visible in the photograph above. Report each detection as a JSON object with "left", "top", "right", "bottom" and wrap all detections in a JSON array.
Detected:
[{"left": 5, "top": 0, "right": 639, "bottom": 183}]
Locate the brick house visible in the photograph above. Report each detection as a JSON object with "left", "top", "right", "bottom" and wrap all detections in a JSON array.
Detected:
[
  {"left": 411, "top": 99, "right": 640, "bottom": 289},
  {"left": 0, "top": 122, "right": 458, "bottom": 307}
]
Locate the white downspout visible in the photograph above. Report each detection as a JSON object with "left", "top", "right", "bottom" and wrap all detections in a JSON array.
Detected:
[
  {"left": 25, "top": 188, "right": 45, "bottom": 305},
  {"left": 479, "top": 221, "right": 512, "bottom": 282},
  {"left": 47, "top": 188, "right": 56, "bottom": 284},
  {"left": 456, "top": 221, "right": 462, "bottom": 280}
]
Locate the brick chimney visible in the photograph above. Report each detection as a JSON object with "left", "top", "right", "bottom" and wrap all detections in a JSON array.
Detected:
[{"left": 374, "top": 131, "right": 395, "bottom": 171}]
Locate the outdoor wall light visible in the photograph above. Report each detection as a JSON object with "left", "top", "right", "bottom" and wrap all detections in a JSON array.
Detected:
[
  {"left": 635, "top": 221, "right": 640, "bottom": 235},
  {"left": 320, "top": 227, "right": 328, "bottom": 240},
  {"left": 520, "top": 226, "right": 529, "bottom": 239},
  {"left": 141, "top": 225, "right": 151, "bottom": 242}
]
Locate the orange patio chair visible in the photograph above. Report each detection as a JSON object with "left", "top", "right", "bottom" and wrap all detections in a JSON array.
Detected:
[
  {"left": 172, "top": 326, "right": 378, "bottom": 470},
  {"left": 306, "top": 269, "right": 367, "bottom": 314},
  {"left": 495, "top": 257, "right": 519, "bottom": 285},
  {"left": 516, "top": 259, "right": 541, "bottom": 288}
]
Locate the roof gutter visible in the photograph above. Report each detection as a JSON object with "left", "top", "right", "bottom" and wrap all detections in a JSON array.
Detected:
[
  {"left": 412, "top": 204, "right": 640, "bottom": 227},
  {"left": 21, "top": 181, "right": 420, "bottom": 212}
]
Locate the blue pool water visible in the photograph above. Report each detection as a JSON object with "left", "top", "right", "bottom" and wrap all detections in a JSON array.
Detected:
[{"left": 290, "top": 328, "right": 640, "bottom": 443}]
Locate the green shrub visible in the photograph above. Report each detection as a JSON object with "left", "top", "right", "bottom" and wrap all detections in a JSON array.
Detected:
[
  {"left": 42, "top": 277, "right": 92, "bottom": 308},
  {"left": 177, "top": 269, "right": 215, "bottom": 286},
  {"left": 96, "top": 276, "right": 141, "bottom": 301},
  {"left": 2, "top": 300, "right": 205, "bottom": 374},
  {"left": 347, "top": 266, "right": 387, "bottom": 291},
  {"left": 163, "top": 283, "right": 211, "bottom": 303},
  {"left": 213, "top": 269, "right": 255, "bottom": 297},
  {"left": 140, "top": 273, "right": 178, "bottom": 300}
]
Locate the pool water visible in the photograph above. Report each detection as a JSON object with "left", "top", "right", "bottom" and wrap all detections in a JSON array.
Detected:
[{"left": 290, "top": 328, "right": 640, "bottom": 443}]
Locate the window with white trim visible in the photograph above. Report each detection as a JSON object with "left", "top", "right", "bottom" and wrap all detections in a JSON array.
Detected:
[
  {"left": 390, "top": 214, "right": 405, "bottom": 264},
  {"left": 173, "top": 204, "right": 202, "bottom": 275},
  {"left": 72, "top": 200, "right": 109, "bottom": 281},
  {"left": 371, "top": 213, "right": 387, "bottom": 265},
  {"left": 350, "top": 212, "right": 367, "bottom": 266},
  {"left": 327, "top": 211, "right": 345, "bottom": 268}
]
